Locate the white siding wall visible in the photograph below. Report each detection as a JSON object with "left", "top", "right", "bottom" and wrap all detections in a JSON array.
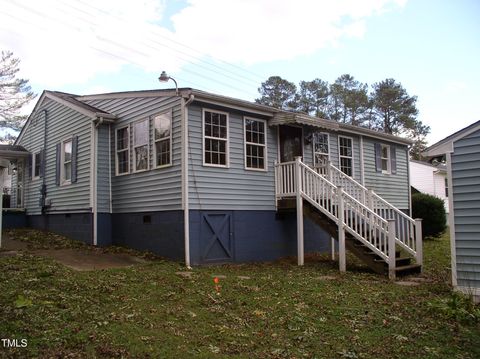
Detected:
[{"left": 410, "top": 161, "right": 449, "bottom": 213}]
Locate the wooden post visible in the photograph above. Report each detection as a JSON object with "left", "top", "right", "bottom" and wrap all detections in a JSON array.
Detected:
[
  {"left": 337, "top": 186, "right": 346, "bottom": 272},
  {"left": 295, "top": 156, "right": 304, "bottom": 266},
  {"left": 415, "top": 218, "right": 423, "bottom": 271},
  {"left": 331, "top": 237, "right": 335, "bottom": 260},
  {"left": 274, "top": 160, "right": 278, "bottom": 210},
  {"left": 327, "top": 160, "right": 333, "bottom": 183},
  {"left": 387, "top": 219, "right": 396, "bottom": 280},
  {"left": 367, "top": 189, "right": 374, "bottom": 210}
]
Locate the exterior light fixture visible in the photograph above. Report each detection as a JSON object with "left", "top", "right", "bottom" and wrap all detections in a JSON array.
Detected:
[{"left": 158, "top": 71, "right": 178, "bottom": 96}]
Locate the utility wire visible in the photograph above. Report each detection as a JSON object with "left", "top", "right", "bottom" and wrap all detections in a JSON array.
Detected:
[{"left": 3, "top": 0, "right": 262, "bottom": 98}]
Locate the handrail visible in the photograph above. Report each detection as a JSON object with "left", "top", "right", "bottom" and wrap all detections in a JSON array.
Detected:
[
  {"left": 322, "top": 162, "right": 421, "bottom": 260},
  {"left": 300, "top": 162, "right": 390, "bottom": 261}
]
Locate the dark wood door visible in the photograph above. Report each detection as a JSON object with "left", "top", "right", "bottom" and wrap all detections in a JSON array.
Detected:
[{"left": 279, "top": 126, "right": 303, "bottom": 162}]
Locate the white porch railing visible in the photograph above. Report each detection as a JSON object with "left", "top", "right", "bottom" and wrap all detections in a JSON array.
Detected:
[
  {"left": 275, "top": 157, "right": 398, "bottom": 278},
  {"left": 316, "top": 161, "right": 422, "bottom": 266}
]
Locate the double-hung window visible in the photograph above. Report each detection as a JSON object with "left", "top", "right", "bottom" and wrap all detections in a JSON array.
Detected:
[
  {"left": 203, "top": 109, "right": 228, "bottom": 167},
  {"left": 244, "top": 118, "right": 266, "bottom": 170},
  {"left": 61, "top": 139, "right": 72, "bottom": 184},
  {"left": 380, "top": 144, "right": 390, "bottom": 174},
  {"left": 153, "top": 112, "right": 172, "bottom": 167},
  {"left": 133, "top": 119, "right": 149, "bottom": 172},
  {"left": 116, "top": 127, "right": 130, "bottom": 175},
  {"left": 313, "top": 132, "right": 329, "bottom": 166},
  {"left": 33, "top": 151, "right": 41, "bottom": 178},
  {"left": 339, "top": 136, "right": 353, "bottom": 176}
]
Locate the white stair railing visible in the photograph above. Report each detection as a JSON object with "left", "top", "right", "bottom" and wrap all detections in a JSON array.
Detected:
[
  {"left": 320, "top": 162, "right": 422, "bottom": 266},
  {"left": 275, "top": 159, "right": 397, "bottom": 278}
]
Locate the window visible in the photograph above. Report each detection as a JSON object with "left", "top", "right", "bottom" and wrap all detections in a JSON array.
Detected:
[
  {"left": 61, "top": 139, "right": 72, "bottom": 184},
  {"left": 244, "top": 118, "right": 266, "bottom": 170},
  {"left": 203, "top": 109, "right": 228, "bottom": 167},
  {"left": 133, "top": 119, "right": 149, "bottom": 172},
  {"left": 313, "top": 132, "right": 329, "bottom": 166},
  {"left": 338, "top": 136, "right": 353, "bottom": 176},
  {"left": 33, "top": 151, "right": 41, "bottom": 178},
  {"left": 380, "top": 144, "right": 390, "bottom": 174},
  {"left": 445, "top": 177, "right": 449, "bottom": 197},
  {"left": 153, "top": 112, "right": 172, "bottom": 167},
  {"left": 116, "top": 127, "right": 130, "bottom": 175}
]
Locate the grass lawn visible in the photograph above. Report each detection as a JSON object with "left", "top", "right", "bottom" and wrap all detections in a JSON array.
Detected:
[{"left": 1, "top": 229, "right": 479, "bottom": 358}]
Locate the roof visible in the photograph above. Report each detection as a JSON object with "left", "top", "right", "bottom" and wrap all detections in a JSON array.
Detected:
[
  {"left": 424, "top": 120, "right": 480, "bottom": 157},
  {"left": 0, "top": 144, "right": 30, "bottom": 160},
  {"left": 17, "top": 87, "right": 413, "bottom": 146},
  {"left": 410, "top": 159, "right": 447, "bottom": 172},
  {"left": 78, "top": 87, "right": 412, "bottom": 145}
]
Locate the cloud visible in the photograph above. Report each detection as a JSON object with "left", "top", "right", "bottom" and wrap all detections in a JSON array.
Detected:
[
  {"left": 0, "top": 0, "right": 406, "bottom": 89},
  {"left": 172, "top": 0, "right": 406, "bottom": 64}
]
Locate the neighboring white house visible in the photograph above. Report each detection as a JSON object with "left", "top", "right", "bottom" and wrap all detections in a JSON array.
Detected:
[{"left": 409, "top": 160, "right": 449, "bottom": 215}]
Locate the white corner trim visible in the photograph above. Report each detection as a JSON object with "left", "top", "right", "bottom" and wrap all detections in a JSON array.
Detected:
[{"left": 445, "top": 152, "right": 457, "bottom": 287}]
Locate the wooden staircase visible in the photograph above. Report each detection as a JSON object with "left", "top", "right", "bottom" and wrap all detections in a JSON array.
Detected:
[
  {"left": 275, "top": 157, "right": 423, "bottom": 279},
  {"left": 303, "top": 202, "right": 421, "bottom": 277}
]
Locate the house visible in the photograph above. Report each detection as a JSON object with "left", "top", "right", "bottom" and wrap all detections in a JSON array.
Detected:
[
  {"left": 6, "top": 88, "right": 422, "bottom": 277},
  {"left": 409, "top": 159, "right": 449, "bottom": 216},
  {"left": 424, "top": 120, "right": 480, "bottom": 301}
]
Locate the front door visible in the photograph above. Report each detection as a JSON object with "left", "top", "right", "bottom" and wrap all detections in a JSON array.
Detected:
[{"left": 279, "top": 126, "right": 303, "bottom": 162}]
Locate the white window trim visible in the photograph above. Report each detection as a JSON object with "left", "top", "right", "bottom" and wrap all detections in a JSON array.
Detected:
[
  {"left": 115, "top": 125, "right": 130, "bottom": 176},
  {"left": 338, "top": 135, "right": 354, "bottom": 177},
  {"left": 244, "top": 117, "right": 267, "bottom": 171},
  {"left": 153, "top": 111, "right": 173, "bottom": 169},
  {"left": 132, "top": 118, "right": 150, "bottom": 173},
  {"left": 32, "top": 151, "right": 41, "bottom": 179},
  {"left": 380, "top": 143, "right": 391, "bottom": 174},
  {"left": 202, "top": 108, "right": 229, "bottom": 168},
  {"left": 60, "top": 138, "right": 73, "bottom": 186},
  {"left": 312, "top": 132, "right": 330, "bottom": 166}
]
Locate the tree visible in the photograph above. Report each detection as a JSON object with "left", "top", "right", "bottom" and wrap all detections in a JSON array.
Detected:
[
  {"left": 328, "top": 74, "right": 369, "bottom": 126},
  {"left": 408, "top": 121, "right": 431, "bottom": 160},
  {"left": 370, "top": 78, "right": 418, "bottom": 134},
  {"left": 297, "top": 79, "right": 329, "bottom": 118},
  {"left": 371, "top": 78, "right": 429, "bottom": 158},
  {"left": 0, "top": 50, "right": 36, "bottom": 143},
  {"left": 255, "top": 76, "right": 298, "bottom": 111}
]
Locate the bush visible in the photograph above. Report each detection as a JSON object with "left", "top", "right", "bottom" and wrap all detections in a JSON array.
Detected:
[{"left": 412, "top": 193, "right": 447, "bottom": 237}]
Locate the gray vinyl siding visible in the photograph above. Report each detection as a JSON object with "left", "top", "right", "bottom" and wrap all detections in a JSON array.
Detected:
[
  {"left": 363, "top": 137, "right": 409, "bottom": 210},
  {"left": 96, "top": 124, "right": 111, "bottom": 213},
  {"left": 452, "top": 129, "right": 480, "bottom": 290},
  {"left": 18, "top": 99, "right": 92, "bottom": 215},
  {"left": 188, "top": 104, "right": 277, "bottom": 210},
  {"left": 83, "top": 96, "right": 182, "bottom": 213}
]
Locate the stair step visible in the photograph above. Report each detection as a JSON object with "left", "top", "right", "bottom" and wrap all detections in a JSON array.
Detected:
[
  {"left": 374, "top": 256, "right": 412, "bottom": 266},
  {"left": 394, "top": 264, "right": 422, "bottom": 275}
]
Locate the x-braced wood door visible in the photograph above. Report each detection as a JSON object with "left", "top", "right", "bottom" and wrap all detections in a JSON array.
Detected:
[{"left": 200, "top": 212, "right": 234, "bottom": 263}]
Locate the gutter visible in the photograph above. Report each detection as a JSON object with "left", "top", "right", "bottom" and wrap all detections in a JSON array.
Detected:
[{"left": 182, "top": 93, "right": 195, "bottom": 268}]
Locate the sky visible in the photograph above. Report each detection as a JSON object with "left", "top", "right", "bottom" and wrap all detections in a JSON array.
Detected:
[{"left": 0, "top": 0, "right": 479, "bottom": 145}]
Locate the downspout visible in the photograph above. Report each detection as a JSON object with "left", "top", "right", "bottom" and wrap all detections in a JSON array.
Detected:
[
  {"left": 182, "top": 94, "right": 194, "bottom": 268},
  {"left": 406, "top": 145, "right": 412, "bottom": 217},
  {"left": 359, "top": 135, "right": 365, "bottom": 185},
  {"left": 41, "top": 109, "right": 48, "bottom": 213}
]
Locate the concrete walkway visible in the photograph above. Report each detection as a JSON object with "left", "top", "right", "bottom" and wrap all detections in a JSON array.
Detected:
[{"left": 0, "top": 236, "right": 148, "bottom": 271}]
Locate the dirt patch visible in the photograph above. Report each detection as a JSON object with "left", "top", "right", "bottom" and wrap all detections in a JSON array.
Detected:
[
  {"left": 32, "top": 249, "right": 148, "bottom": 271},
  {"left": 1, "top": 236, "right": 148, "bottom": 271}
]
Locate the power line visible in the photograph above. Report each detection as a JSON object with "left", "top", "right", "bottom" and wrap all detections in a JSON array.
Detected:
[{"left": 2, "top": 0, "right": 262, "bottom": 98}]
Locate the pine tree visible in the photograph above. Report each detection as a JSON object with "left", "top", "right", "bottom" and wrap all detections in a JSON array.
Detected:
[{"left": 0, "top": 50, "right": 36, "bottom": 143}]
